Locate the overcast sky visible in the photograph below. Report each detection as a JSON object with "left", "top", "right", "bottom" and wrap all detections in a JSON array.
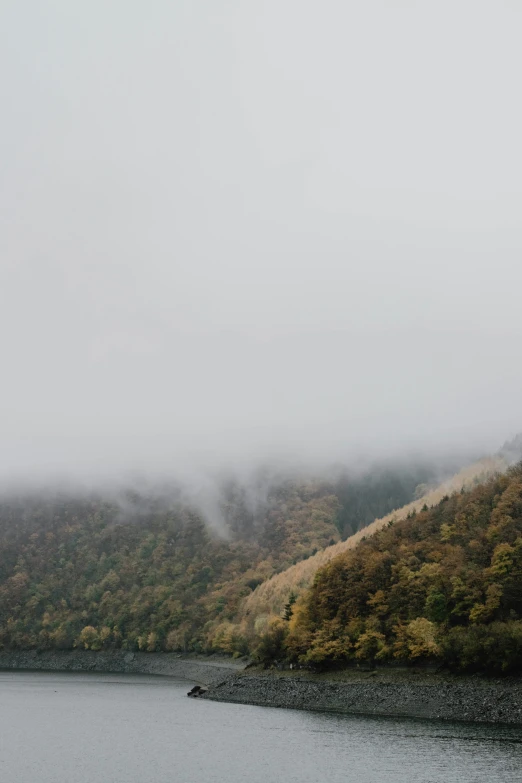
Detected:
[{"left": 1, "top": 1, "right": 521, "bottom": 479}]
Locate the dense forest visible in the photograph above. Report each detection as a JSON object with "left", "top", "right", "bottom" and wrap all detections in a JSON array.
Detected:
[
  {"left": 232, "top": 454, "right": 504, "bottom": 639},
  {"left": 0, "top": 460, "right": 451, "bottom": 655},
  {"left": 282, "top": 464, "right": 522, "bottom": 673}
]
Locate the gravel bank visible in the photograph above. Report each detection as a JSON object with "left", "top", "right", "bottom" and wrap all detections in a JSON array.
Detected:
[
  {"left": 0, "top": 650, "right": 244, "bottom": 686},
  {"left": 3, "top": 651, "right": 520, "bottom": 724},
  {"left": 201, "top": 669, "right": 522, "bottom": 724}
]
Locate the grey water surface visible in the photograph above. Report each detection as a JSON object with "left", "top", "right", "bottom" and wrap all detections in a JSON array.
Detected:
[{"left": 0, "top": 671, "right": 521, "bottom": 783}]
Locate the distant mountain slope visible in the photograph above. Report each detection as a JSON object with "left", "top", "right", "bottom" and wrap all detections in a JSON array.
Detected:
[
  {"left": 0, "top": 451, "right": 507, "bottom": 656},
  {"left": 222, "top": 455, "right": 507, "bottom": 650},
  {"left": 0, "top": 481, "right": 341, "bottom": 653}
]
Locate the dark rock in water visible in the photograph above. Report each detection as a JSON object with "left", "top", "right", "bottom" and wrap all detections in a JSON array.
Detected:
[{"left": 187, "top": 685, "right": 207, "bottom": 697}]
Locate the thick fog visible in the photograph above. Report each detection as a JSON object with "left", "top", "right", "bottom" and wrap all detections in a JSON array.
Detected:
[{"left": 1, "top": 1, "right": 521, "bottom": 481}]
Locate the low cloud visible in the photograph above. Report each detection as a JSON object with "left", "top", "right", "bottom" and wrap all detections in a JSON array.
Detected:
[{"left": 0, "top": 2, "right": 520, "bottom": 485}]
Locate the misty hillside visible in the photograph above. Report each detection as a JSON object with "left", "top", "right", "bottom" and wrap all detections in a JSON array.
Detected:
[
  {"left": 208, "top": 454, "right": 508, "bottom": 656},
  {"left": 284, "top": 462, "right": 522, "bottom": 674},
  {"left": 0, "top": 458, "right": 462, "bottom": 655}
]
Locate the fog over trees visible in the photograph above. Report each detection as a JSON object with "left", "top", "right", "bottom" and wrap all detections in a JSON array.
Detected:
[{"left": 0, "top": 3, "right": 521, "bottom": 673}]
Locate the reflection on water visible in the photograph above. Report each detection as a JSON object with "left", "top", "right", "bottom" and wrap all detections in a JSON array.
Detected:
[{"left": 0, "top": 671, "right": 521, "bottom": 783}]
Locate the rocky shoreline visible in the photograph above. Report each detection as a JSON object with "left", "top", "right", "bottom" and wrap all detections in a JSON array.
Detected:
[
  {"left": 201, "top": 668, "right": 522, "bottom": 725},
  {"left": 0, "top": 649, "right": 244, "bottom": 687},
  {"left": 3, "top": 651, "right": 522, "bottom": 725}
]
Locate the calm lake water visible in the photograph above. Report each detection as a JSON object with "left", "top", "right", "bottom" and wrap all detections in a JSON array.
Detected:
[{"left": 1, "top": 671, "right": 521, "bottom": 782}]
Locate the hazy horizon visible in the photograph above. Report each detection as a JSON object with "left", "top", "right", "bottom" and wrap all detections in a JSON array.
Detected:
[{"left": 1, "top": 2, "right": 521, "bottom": 481}]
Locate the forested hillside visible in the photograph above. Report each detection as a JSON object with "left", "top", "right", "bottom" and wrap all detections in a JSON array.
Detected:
[
  {"left": 283, "top": 464, "right": 522, "bottom": 673},
  {"left": 0, "top": 481, "right": 340, "bottom": 653},
  {"left": 207, "top": 456, "right": 505, "bottom": 658},
  {"left": 0, "top": 459, "right": 456, "bottom": 655}
]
